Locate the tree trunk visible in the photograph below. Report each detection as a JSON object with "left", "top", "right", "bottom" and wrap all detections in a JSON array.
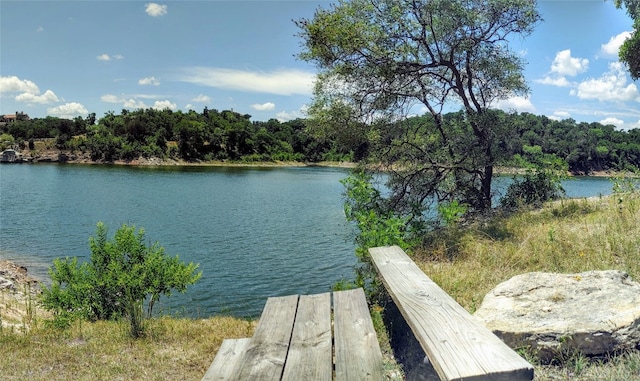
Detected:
[{"left": 482, "top": 164, "right": 493, "bottom": 210}]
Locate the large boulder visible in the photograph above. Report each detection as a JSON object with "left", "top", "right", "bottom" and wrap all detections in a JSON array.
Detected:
[{"left": 474, "top": 270, "right": 640, "bottom": 362}]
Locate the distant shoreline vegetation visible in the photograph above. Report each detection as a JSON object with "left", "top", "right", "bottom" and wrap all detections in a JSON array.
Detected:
[{"left": 1, "top": 107, "right": 639, "bottom": 174}]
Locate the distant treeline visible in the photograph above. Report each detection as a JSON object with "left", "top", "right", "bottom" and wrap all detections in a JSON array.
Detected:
[
  {"left": 2, "top": 107, "right": 640, "bottom": 173},
  {"left": 391, "top": 110, "right": 640, "bottom": 174},
  {"left": 1, "top": 108, "right": 350, "bottom": 163}
]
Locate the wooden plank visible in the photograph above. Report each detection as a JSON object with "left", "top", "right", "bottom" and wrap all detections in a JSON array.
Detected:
[
  {"left": 201, "top": 338, "right": 251, "bottom": 381},
  {"left": 232, "top": 294, "right": 299, "bottom": 381},
  {"left": 370, "top": 245, "right": 534, "bottom": 381},
  {"left": 281, "top": 292, "right": 332, "bottom": 381},
  {"left": 333, "top": 288, "right": 384, "bottom": 381}
]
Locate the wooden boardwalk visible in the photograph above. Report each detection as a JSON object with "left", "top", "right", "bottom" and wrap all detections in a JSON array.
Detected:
[
  {"left": 370, "top": 245, "right": 534, "bottom": 381},
  {"left": 202, "top": 288, "right": 383, "bottom": 381}
]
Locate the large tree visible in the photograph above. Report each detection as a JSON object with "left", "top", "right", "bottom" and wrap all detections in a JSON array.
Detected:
[
  {"left": 298, "top": 0, "right": 541, "bottom": 214},
  {"left": 615, "top": 0, "right": 640, "bottom": 80}
]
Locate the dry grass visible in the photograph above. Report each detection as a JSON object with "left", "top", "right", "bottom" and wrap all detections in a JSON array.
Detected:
[
  {"left": 0, "top": 315, "right": 255, "bottom": 381},
  {"left": 413, "top": 192, "right": 640, "bottom": 380},
  {"left": 416, "top": 194, "right": 640, "bottom": 313}
]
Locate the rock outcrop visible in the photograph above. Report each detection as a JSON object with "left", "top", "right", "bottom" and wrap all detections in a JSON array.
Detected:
[
  {"left": 0, "top": 261, "right": 43, "bottom": 331},
  {"left": 474, "top": 270, "right": 640, "bottom": 362}
]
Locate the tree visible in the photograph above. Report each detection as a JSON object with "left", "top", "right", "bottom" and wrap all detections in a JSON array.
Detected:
[
  {"left": 0, "top": 133, "right": 15, "bottom": 151},
  {"left": 176, "top": 119, "right": 206, "bottom": 160},
  {"left": 41, "top": 222, "right": 202, "bottom": 337},
  {"left": 298, "top": 0, "right": 541, "bottom": 216},
  {"left": 615, "top": 0, "right": 640, "bottom": 79}
]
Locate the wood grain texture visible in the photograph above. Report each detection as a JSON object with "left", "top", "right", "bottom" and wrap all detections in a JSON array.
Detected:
[
  {"left": 369, "top": 245, "right": 534, "bottom": 381},
  {"left": 233, "top": 294, "right": 299, "bottom": 381},
  {"left": 202, "top": 338, "right": 251, "bottom": 381},
  {"left": 333, "top": 288, "right": 384, "bottom": 381},
  {"left": 281, "top": 293, "right": 332, "bottom": 381}
]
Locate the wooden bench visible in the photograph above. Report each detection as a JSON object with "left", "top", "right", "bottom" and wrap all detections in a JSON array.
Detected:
[
  {"left": 369, "top": 245, "right": 534, "bottom": 381},
  {"left": 202, "top": 288, "right": 384, "bottom": 381}
]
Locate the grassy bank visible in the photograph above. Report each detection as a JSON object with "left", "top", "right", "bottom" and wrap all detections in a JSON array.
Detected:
[
  {"left": 414, "top": 192, "right": 640, "bottom": 380},
  {"left": 0, "top": 316, "right": 255, "bottom": 381},
  {"left": 418, "top": 194, "right": 640, "bottom": 313},
  {"left": 1, "top": 193, "right": 639, "bottom": 380}
]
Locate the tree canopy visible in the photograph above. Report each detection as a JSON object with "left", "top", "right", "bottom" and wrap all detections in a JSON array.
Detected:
[
  {"left": 298, "top": 0, "right": 541, "bottom": 215},
  {"left": 615, "top": 0, "right": 640, "bottom": 80}
]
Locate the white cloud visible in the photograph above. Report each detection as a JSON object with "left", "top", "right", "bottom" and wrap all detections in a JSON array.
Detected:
[
  {"left": 123, "top": 99, "right": 147, "bottom": 109},
  {"left": 191, "top": 94, "right": 211, "bottom": 103},
  {"left": 251, "top": 102, "right": 275, "bottom": 111},
  {"left": 139, "top": 76, "right": 160, "bottom": 86},
  {"left": 152, "top": 100, "right": 176, "bottom": 110},
  {"left": 35, "top": 26, "right": 44, "bottom": 32},
  {"left": 548, "top": 111, "right": 572, "bottom": 121},
  {"left": 601, "top": 31, "right": 632, "bottom": 57},
  {"left": 15, "top": 89, "right": 59, "bottom": 104},
  {"left": 47, "top": 102, "right": 88, "bottom": 119},
  {"left": 551, "top": 49, "right": 589, "bottom": 76},
  {"left": 1, "top": 76, "right": 59, "bottom": 104},
  {"left": 97, "top": 54, "right": 123, "bottom": 61},
  {"left": 177, "top": 67, "right": 315, "bottom": 96},
  {"left": 101, "top": 94, "right": 122, "bottom": 103},
  {"left": 491, "top": 96, "right": 535, "bottom": 113},
  {"left": 536, "top": 50, "right": 588, "bottom": 87},
  {"left": 600, "top": 117, "right": 624, "bottom": 127},
  {"left": 145, "top": 3, "right": 167, "bottom": 17},
  {"left": 275, "top": 106, "right": 308, "bottom": 122},
  {"left": 102, "top": 94, "right": 147, "bottom": 109},
  {"left": 0, "top": 76, "right": 40, "bottom": 94},
  {"left": 535, "top": 75, "right": 572, "bottom": 87},
  {"left": 629, "top": 120, "right": 640, "bottom": 129},
  {"left": 575, "top": 62, "right": 640, "bottom": 102},
  {"left": 102, "top": 93, "right": 173, "bottom": 111},
  {"left": 184, "top": 104, "right": 194, "bottom": 110}
]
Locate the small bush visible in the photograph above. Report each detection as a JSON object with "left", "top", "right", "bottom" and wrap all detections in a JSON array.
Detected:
[
  {"left": 501, "top": 169, "right": 566, "bottom": 210},
  {"left": 41, "top": 222, "right": 201, "bottom": 337}
]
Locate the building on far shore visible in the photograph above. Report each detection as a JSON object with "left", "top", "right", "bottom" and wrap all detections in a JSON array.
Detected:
[{"left": 0, "top": 112, "right": 31, "bottom": 127}]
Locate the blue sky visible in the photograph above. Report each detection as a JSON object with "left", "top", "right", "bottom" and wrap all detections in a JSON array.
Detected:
[{"left": 1, "top": 1, "right": 638, "bottom": 129}]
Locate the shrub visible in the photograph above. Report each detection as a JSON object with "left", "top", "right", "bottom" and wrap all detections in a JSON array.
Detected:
[
  {"left": 41, "top": 222, "right": 201, "bottom": 337},
  {"left": 501, "top": 169, "right": 566, "bottom": 210},
  {"left": 340, "top": 170, "right": 418, "bottom": 297}
]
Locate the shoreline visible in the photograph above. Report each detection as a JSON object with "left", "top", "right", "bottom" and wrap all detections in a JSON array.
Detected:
[
  {"left": 4, "top": 148, "right": 359, "bottom": 169},
  {"left": 4, "top": 150, "right": 634, "bottom": 177},
  {"left": 4, "top": 144, "right": 637, "bottom": 177},
  {"left": 0, "top": 260, "right": 44, "bottom": 331}
]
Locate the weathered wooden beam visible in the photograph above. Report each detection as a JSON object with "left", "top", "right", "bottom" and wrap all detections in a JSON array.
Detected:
[
  {"left": 233, "top": 294, "right": 299, "bottom": 381},
  {"left": 333, "top": 288, "right": 384, "bottom": 381},
  {"left": 369, "top": 245, "right": 534, "bottom": 381},
  {"left": 202, "top": 338, "right": 251, "bottom": 381},
  {"left": 281, "top": 292, "right": 332, "bottom": 381}
]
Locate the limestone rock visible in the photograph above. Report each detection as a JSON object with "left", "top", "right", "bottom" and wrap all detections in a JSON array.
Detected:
[{"left": 474, "top": 270, "right": 640, "bottom": 361}]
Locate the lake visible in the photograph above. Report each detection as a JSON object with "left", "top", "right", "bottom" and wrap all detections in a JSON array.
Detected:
[{"left": 0, "top": 164, "right": 615, "bottom": 317}]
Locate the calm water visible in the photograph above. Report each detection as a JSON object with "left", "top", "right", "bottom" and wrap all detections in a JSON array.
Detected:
[
  {"left": 0, "top": 164, "right": 357, "bottom": 317},
  {"left": 0, "top": 164, "right": 615, "bottom": 317}
]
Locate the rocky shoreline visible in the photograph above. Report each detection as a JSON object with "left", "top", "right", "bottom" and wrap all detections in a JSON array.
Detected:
[
  {"left": 0, "top": 260, "right": 44, "bottom": 332},
  {"left": 7, "top": 148, "right": 632, "bottom": 177},
  {"left": 4, "top": 147, "right": 358, "bottom": 168}
]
